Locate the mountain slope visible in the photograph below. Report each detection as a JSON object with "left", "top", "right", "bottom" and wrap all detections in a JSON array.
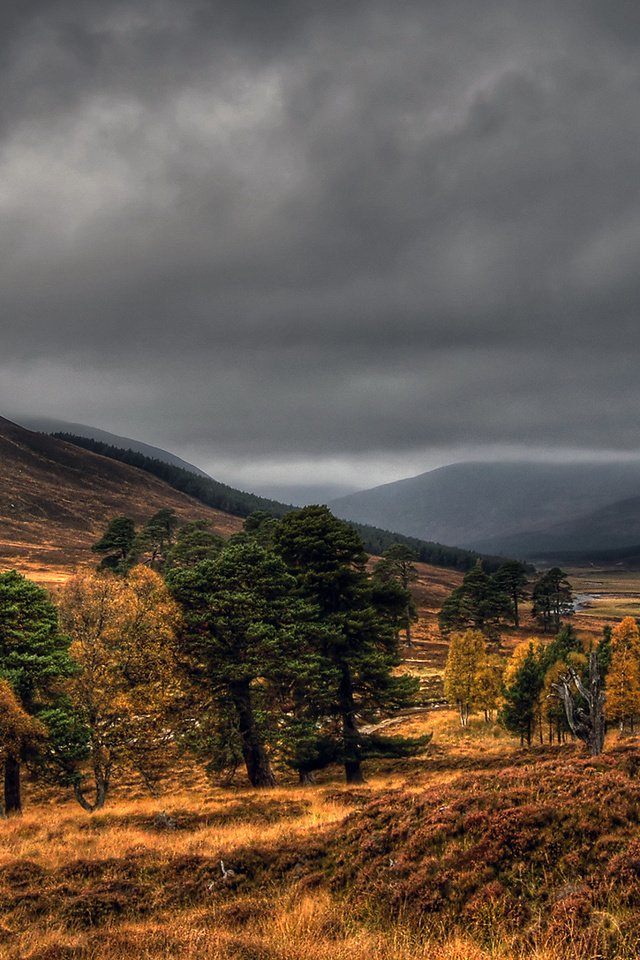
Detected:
[
  {"left": 16, "top": 416, "right": 210, "bottom": 478},
  {"left": 0, "top": 417, "right": 241, "bottom": 583},
  {"left": 330, "top": 460, "right": 640, "bottom": 558}
]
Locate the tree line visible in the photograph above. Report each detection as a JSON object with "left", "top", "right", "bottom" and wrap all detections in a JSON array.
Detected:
[
  {"left": 53, "top": 433, "right": 511, "bottom": 572},
  {"left": 443, "top": 615, "right": 638, "bottom": 757},
  {"left": 0, "top": 507, "right": 431, "bottom": 815}
]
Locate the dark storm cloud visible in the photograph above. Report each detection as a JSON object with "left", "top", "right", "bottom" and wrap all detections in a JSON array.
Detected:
[{"left": 3, "top": 0, "right": 640, "bottom": 487}]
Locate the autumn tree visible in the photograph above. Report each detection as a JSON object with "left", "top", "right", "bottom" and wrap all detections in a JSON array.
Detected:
[
  {"left": 0, "top": 680, "right": 46, "bottom": 812},
  {"left": 474, "top": 653, "right": 505, "bottom": 722},
  {"left": 606, "top": 617, "right": 640, "bottom": 733},
  {"left": 531, "top": 568, "right": 573, "bottom": 633},
  {"left": 373, "top": 544, "right": 419, "bottom": 646},
  {"left": 443, "top": 630, "right": 486, "bottom": 725},
  {"left": 56, "top": 567, "right": 182, "bottom": 810},
  {"left": 0, "top": 571, "right": 74, "bottom": 813}
]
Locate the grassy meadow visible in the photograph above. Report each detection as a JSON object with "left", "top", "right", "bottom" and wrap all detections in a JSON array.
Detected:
[
  {"left": 3, "top": 706, "right": 640, "bottom": 960},
  {"left": 3, "top": 564, "right": 640, "bottom": 960}
]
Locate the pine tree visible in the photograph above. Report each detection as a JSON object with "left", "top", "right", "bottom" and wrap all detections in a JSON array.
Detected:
[
  {"left": 0, "top": 571, "right": 74, "bottom": 813},
  {"left": 168, "top": 540, "right": 319, "bottom": 788},
  {"left": 274, "top": 506, "right": 419, "bottom": 784},
  {"left": 500, "top": 643, "right": 545, "bottom": 746},
  {"left": 493, "top": 560, "right": 529, "bottom": 628},
  {"left": 531, "top": 568, "right": 573, "bottom": 633},
  {"left": 373, "top": 544, "right": 419, "bottom": 646},
  {"left": 439, "top": 562, "right": 510, "bottom": 638},
  {"left": 91, "top": 516, "right": 136, "bottom": 572}
]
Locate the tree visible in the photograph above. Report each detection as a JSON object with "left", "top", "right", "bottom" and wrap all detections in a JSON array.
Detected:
[
  {"left": 373, "top": 544, "right": 419, "bottom": 646},
  {"left": 274, "top": 506, "right": 419, "bottom": 784},
  {"left": 551, "top": 652, "right": 605, "bottom": 756},
  {"left": 500, "top": 643, "right": 545, "bottom": 746},
  {"left": 531, "top": 568, "right": 573, "bottom": 633},
  {"left": 605, "top": 617, "right": 640, "bottom": 733},
  {"left": 443, "top": 630, "right": 486, "bottom": 726},
  {"left": 57, "top": 567, "right": 182, "bottom": 810},
  {"left": 0, "top": 571, "right": 74, "bottom": 813},
  {"left": 165, "top": 520, "right": 224, "bottom": 570},
  {"left": 0, "top": 680, "right": 46, "bottom": 812},
  {"left": 439, "top": 562, "right": 511, "bottom": 639},
  {"left": 474, "top": 653, "right": 505, "bottom": 722},
  {"left": 493, "top": 560, "right": 529, "bottom": 628},
  {"left": 91, "top": 516, "right": 136, "bottom": 572},
  {"left": 168, "top": 540, "right": 317, "bottom": 788},
  {"left": 132, "top": 508, "right": 179, "bottom": 569}
]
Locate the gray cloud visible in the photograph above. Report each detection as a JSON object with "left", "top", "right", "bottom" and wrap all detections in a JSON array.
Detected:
[{"left": 2, "top": 0, "right": 640, "bottom": 492}]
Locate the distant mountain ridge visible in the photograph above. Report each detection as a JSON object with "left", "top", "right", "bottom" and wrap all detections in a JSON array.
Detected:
[
  {"left": 330, "top": 460, "right": 640, "bottom": 560},
  {"left": 55, "top": 433, "right": 509, "bottom": 572},
  {"left": 16, "top": 416, "right": 210, "bottom": 478}
]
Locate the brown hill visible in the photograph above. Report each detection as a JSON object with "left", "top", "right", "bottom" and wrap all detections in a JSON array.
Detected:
[{"left": 0, "top": 416, "right": 242, "bottom": 584}]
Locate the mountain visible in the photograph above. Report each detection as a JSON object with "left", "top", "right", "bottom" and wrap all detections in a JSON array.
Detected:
[
  {"left": 0, "top": 416, "right": 241, "bottom": 583},
  {"left": 330, "top": 460, "right": 640, "bottom": 559},
  {"left": 15, "top": 416, "right": 210, "bottom": 478}
]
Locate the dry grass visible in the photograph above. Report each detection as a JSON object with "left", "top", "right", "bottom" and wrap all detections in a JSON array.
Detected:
[{"left": 3, "top": 711, "right": 640, "bottom": 960}]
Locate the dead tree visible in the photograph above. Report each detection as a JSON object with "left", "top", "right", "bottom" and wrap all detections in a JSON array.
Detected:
[{"left": 550, "top": 651, "right": 605, "bottom": 756}]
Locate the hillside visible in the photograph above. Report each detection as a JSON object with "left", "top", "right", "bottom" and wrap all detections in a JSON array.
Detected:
[
  {"left": 16, "top": 415, "right": 211, "bottom": 478},
  {"left": 331, "top": 460, "right": 640, "bottom": 559},
  {"left": 55, "top": 433, "right": 505, "bottom": 572},
  {"left": 0, "top": 417, "right": 241, "bottom": 583}
]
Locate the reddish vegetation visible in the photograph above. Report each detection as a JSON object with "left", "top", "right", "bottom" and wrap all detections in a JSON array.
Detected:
[
  {"left": 326, "top": 745, "right": 640, "bottom": 951},
  {"left": 0, "top": 417, "right": 241, "bottom": 582}
]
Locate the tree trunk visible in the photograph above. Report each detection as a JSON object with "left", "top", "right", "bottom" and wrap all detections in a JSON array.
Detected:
[
  {"left": 339, "top": 665, "right": 364, "bottom": 784},
  {"left": 551, "top": 653, "right": 605, "bottom": 756},
  {"left": 513, "top": 593, "right": 520, "bottom": 629},
  {"left": 405, "top": 604, "right": 413, "bottom": 647},
  {"left": 298, "top": 770, "right": 316, "bottom": 786},
  {"left": 4, "top": 754, "right": 21, "bottom": 815},
  {"left": 230, "top": 679, "right": 276, "bottom": 788}
]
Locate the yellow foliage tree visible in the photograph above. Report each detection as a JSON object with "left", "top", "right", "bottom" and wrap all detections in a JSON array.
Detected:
[
  {"left": 606, "top": 617, "right": 640, "bottom": 733},
  {"left": 474, "top": 653, "right": 505, "bottom": 722},
  {"left": 444, "top": 630, "right": 486, "bottom": 726},
  {"left": 58, "top": 566, "right": 182, "bottom": 810}
]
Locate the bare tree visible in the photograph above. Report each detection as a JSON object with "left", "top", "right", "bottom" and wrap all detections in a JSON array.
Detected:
[{"left": 550, "top": 652, "right": 605, "bottom": 756}]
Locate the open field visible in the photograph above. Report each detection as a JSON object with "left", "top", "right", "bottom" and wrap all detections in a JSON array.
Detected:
[{"left": 4, "top": 711, "right": 640, "bottom": 960}]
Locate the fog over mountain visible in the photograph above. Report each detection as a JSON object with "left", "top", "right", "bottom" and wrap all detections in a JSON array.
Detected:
[{"left": 2, "top": 2, "right": 640, "bottom": 491}]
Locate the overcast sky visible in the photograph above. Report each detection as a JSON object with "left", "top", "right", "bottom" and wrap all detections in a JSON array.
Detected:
[{"left": 3, "top": 0, "right": 640, "bottom": 498}]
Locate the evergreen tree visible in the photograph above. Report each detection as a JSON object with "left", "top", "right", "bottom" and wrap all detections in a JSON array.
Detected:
[
  {"left": 168, "top": 540, "right": 319, "bottom": 788},
  {"left": 274, "top": 506, "right": 419, "bottom": 784},
  {"left": 500, "top": 643, "right": 545, "bottom": 746},
  {"left": 493, "top": 560, "right": 529, "bottom": 628},
  {"left": 0, "top": 571, "right": 74, "bottom": 813},
  {"left": 132, "top": 508, "right": 179, "bottom": 568},
  {"left": 165, "top": 520, "right": 224, "bottom": 570},
  {"left": 439, "top": 561, "right": 511, "bottom": 638},
  {"left": 373, "top": 544, "right": 419, "bottom": 646},
  {"left": 91, "top": 516, "right": 136, "bottom": 572},
  {"left": 531, "top": 568, "right": 573, "bottom": 633}
]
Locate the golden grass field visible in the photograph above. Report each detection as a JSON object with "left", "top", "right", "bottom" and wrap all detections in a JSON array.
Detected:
[
  {"left": 4, "top": 706, "right": 640, "bottom": 960},
  {"left": 4, "top": 524, "right": 640, "bottom": 960}
]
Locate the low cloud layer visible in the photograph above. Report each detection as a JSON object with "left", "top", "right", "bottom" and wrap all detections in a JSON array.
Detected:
[{"left": 3, "top": 1, "right": 640, "bottom": 492}]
